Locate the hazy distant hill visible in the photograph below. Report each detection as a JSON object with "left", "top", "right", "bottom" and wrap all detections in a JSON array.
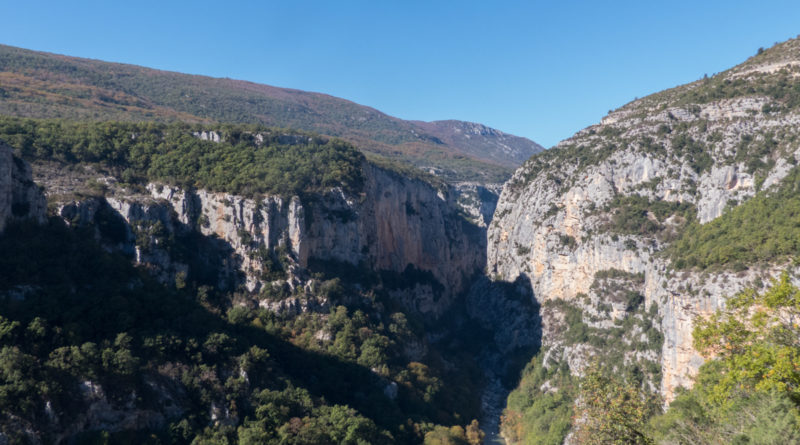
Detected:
[{"left": 0, "top": 44, "right": 542, "bottom": 182}]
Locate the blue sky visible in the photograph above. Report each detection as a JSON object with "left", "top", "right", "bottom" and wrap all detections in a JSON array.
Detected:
[{"left": 2, "top": 1, "right": 800, "bottom": 147}]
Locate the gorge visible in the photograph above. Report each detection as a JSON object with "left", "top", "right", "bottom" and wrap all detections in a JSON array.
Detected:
[{"left": 2, "top": 36, "right": 800, "bottom": 444}]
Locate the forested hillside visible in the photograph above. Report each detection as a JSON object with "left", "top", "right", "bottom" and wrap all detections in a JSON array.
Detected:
[
  {"left": 0, "top": 44, "right": 543, "bottom": 182},
  {"left": 0, "top": 117, "right": 367, "bottom": 197}
]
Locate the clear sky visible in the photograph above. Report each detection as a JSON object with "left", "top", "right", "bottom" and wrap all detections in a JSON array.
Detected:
[{"left": 2, "top": 1, "right": 800, "bottom": 147}]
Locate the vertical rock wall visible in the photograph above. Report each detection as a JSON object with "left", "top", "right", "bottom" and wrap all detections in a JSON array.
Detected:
[
  {"left": 0, "top": 142, "right": 46, "bottom": 233},
  {"left": 50, "top": 161, "right": 484, "bottom": 316}
]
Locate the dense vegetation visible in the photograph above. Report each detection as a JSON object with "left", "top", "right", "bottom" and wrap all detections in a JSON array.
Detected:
[
  {"left": 572, "top": 365, "right": 660, "bottom": 445},
  {"left": 604, "top": 195, "right": 696, "bottom": 240},
  {"left": 0, "top": 219, "right": 487, "bottom": 443},
  {"left": 670, "top": 165, "right": 800, "bottom": 270},
  {"left": 501, "top": 355, "right": 575, "bottom": 445},
  {"left": 0, "top": 117, "right": 366, "bottom": 198}
]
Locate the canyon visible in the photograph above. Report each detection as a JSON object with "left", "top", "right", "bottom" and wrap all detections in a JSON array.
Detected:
[{"left": 3, "top": 37, "right": 800, "bottom": 444}]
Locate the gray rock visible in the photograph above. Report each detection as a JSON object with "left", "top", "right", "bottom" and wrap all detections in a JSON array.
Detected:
[
  {"left": 45, "top": 161, "right": 485, "bottom": 317},
  {"left": 488, "top": 56, "right": 800, "bottom": 402},
  {"left": 0, "top": 142, "right": 46, "bottom": 233}
]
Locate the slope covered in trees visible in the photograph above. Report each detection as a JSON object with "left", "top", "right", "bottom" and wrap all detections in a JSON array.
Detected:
[
  {"left": 669, "top": 165, "right": 800, "bottom": 270},
  {"left": 0, "top": 117, "right": 367, "bottom": 198},
  {"left": 0, "top": 44, "right": 543, "bottom": 182}
]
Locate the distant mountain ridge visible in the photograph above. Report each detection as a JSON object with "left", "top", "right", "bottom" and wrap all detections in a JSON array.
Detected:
[
  {"left": 413, "top": 120, "right": 539, "bottom": 167},
  {"left": 0, "top": 44, "right": 543, "bottom": 182}
]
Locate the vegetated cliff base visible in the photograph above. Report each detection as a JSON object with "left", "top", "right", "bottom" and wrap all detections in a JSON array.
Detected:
[
  {"left": 7, "top": 120, "right": 529, "bottom": 442},
  {"left": 490, "top": 36, "right": 800, "bottom": 440}
]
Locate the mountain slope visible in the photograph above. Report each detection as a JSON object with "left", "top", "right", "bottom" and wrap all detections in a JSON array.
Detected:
[
  {"left": 0, "top": 44, "right": 543, "bottom": 182},
  {"left": 489, "top": 37, "right": 800, "bottom": 443}
]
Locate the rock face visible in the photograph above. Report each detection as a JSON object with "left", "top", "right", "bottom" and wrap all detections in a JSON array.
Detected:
[
  {"left": 488, "top": 38, "right": 800, "bottom": 402},
  {"left": 454, "top": 182, "right": 502, "bottom": 227},
  {"left": 50, "top": 161, "right": 484, "bottom": 317},
  {"left": 0, "top": 141, "right": 46, "bottom": 232}
]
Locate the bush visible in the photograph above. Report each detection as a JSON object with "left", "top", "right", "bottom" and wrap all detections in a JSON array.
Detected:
[
  {"left": 573, "top": 364, "right": 659, "bottom": 445},
  {"left": 502, "top": 356, "right": 575, "bottom": 445},
  {"left": 604, "top": 194, "right": 695, "bottom": 237}
]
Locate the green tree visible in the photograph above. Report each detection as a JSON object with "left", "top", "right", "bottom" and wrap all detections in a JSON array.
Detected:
[
  {"left": 650, "top": 271, "right": 800, "bottom": 443},
  {"left": 423, "top": 425, "right": 468, "bottom": 445},
  {"left": 573, "top": 364, "right": 658, "bottom": 445},
  {"left": 692, "top": 272, "right": 800, "bottom": 405}
]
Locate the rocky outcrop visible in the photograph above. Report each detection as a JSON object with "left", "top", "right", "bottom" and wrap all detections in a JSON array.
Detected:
[
  {"left": 261, "top": 162, "right": 485, "bottom": 309},
  {"left": 0, "top": 377, "right": 188, "bottom": 444},
  {"left": 51, "top": 379, "right": 182, "bottom": 443},
  {"left": 49, "top": 161, "right": 484, "bottom": 317},
  {"left": 646, "top": 263, "right": 798, "bottom": 398},
  {"left": 454, "top": 182, "right": 501, "bottom": 227},
  {"left": 488, "top": 39, "right": 800, "bottom": 402},
  {"left": 490, "top": 148, "right": 798, "bottom": 401},
  {"left": 0, "top": 141, "right": 46, "bottom": 232}
]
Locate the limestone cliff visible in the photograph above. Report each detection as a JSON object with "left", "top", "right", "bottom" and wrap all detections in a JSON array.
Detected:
[
  {"left": 0, "top": 141, "right": 45, "bottom": 232},
  {"left": 454, "top": 182, "right": 502, "bottom": 228},
  {"left": 44, "top": 160, "right": 484, "bottom": 317},
  {"left": 488, "top": 38, "right": 800, "bottom": 401}
]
